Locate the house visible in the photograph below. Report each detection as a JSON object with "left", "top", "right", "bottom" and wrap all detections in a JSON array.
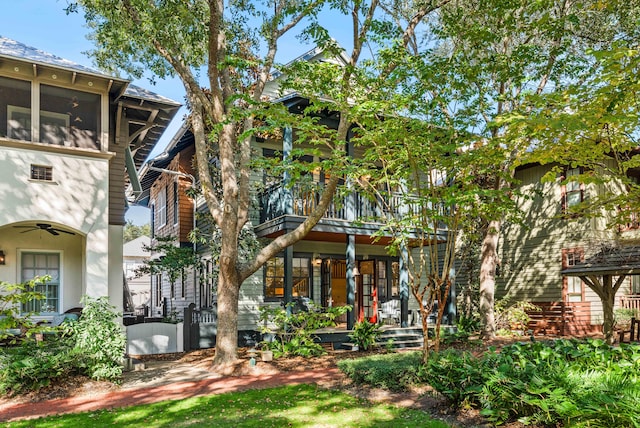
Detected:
[
  {"left": 0, "top": 37, "right": 180, "bottom": 321},
  {"left": 495, "top": 161, "right": 640, "bottom": 335},
  {"left": 133, "top": 46, "right": 455, "bottom": 345}
]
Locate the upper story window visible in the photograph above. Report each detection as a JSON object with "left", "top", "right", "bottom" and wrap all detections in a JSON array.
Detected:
[
  {"left": 563, "top": 167, "right": 584, "bottom": 213},
  {"left": 1, "top": 76, "right": 102, "bottom": 150},
  {"left": 157, "top": 187, "right": 167, "bottom": 227},
  {"left": 173, "top": 180, "right": 179, "bottom": 225}
]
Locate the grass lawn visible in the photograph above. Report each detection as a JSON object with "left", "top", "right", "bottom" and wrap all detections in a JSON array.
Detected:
[{"left": 1, "top": 384, "right": 450, "bottom": 428}]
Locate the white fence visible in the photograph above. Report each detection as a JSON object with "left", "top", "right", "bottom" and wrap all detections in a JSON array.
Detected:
[{"left": 126, "top": 322, "right": 184, "bottom": 355}]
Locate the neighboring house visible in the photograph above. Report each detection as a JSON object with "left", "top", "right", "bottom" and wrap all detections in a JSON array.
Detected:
[
  {"left": 134, "top": 46, "right": 455, "bottom": 342},
  {"left": 123, "top": 236, "right": 151, "bottom": 309},
  {"left": 0, "top": 37, "right": 180, "bottom": 321},
  {"left": 495, "top": 161, "right": 640, "bottom": 335}
]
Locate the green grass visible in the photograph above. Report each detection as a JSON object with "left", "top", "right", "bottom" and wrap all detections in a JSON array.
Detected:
[{"left": 1, "top": 384, "right": 450, "bottom": 428}]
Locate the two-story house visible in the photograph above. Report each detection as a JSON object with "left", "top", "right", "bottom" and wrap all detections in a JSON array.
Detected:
[
  {"left": 135, "top": 46, "right": 455, "bottom": 344},
  {"left": 496, "top": 160, "right": 640, "bottom": 335},
  {"left": 0, "top": 37, "right": 179, "bottom": 320}
]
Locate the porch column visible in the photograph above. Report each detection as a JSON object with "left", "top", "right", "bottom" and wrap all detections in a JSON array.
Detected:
[
  {"left": 283, "top": 127, "right": 293, "bottom": 215},
  {"left": 284, "top": 243, "right": 293, "bottom": 315},
  {"left": 399, "top": 244, "right": 409, "bottom": 327},
  {"left": 345, "top": 131, "right": 356, "bottom": 329},
  {"left": 346, "top": 234, "right": 356, "bottom": 329},
  {"left": 447, "top": 264, "right": 457, "bottom": 325}
]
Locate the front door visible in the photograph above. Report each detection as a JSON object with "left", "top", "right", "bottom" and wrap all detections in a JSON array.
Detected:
[{"left": 357, "top": 260, "right": 377, "bottom": 323}]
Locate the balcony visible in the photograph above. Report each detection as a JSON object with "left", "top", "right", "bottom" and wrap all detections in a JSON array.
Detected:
[{"left": 259, "top": 182, "right": 409, "bottom": 224}]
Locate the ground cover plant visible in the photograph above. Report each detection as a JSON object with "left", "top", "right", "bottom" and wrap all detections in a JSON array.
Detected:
[
  {"left": 0, "top": 384, "right": 450, "bottom": 428},
  {"left": 340, "top": 338, "right": 640, "bottom": 426},
  {"left": 0, "top": 295, "right": 125, "bottom": 395}
]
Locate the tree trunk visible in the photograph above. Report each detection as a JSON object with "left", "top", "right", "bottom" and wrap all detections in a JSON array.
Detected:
[
  {"left": 602, "top": 276, "right": 616, "bottom": 345},
  {"left": 479, "top": 220, "right": 500, "bottom": 339},
  {"left": 212, "top": 262, "right": 241, "bottom": 367}
]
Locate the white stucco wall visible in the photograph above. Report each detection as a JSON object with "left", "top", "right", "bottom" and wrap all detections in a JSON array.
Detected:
[{"left": 0, "top": 144, "right": 111, "bottom": 306}]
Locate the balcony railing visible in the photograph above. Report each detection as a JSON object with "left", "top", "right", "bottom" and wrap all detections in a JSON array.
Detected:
[{"left": 259, "top": 182, "right": 428, "bottom": 225}]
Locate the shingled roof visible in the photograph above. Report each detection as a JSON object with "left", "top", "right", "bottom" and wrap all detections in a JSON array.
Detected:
[{"left": 562, "top": 244, "right": 640, "bottom": 276}]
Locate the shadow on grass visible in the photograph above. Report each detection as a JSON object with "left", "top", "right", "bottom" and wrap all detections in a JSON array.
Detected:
[{"left": 3, "top": 384, "right": 449, "bottom": 428}]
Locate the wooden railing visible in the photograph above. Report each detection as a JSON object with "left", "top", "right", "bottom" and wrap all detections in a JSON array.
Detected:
[
  {"left": 259, "top": 183, "right": 428, "bottom": 224},
  {"left": 620, "top": 295, "right": 640, "bottom": 316}
]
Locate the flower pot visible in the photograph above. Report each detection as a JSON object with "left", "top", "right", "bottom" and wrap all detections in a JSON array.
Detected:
[{"left": 261, "top": 350, "right": 273, "bottom": 362}]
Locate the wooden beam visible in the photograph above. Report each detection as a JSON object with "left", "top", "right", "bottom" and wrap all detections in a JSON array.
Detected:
[{"left": 71, "top": 72, "right": 77, "bottom": 84}]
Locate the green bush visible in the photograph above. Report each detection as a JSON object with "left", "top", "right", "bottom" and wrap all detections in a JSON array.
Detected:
[
  {"left": 0, "top": 292, "right": 126, "bottom": 395},
  {"left": 349, "top": 319, "right": 382, "bottom": 351},
  {"left": 424, "top": 339, "right": 640, "bottom": 426},
  {"left": 68, "top": 296, "right": 126, "bottom": 381},
  {"left": 0, "top": 337, "right": 78, "bottom": 395},
  {"left": 0, "top": 276, "right": 49, "bottom": 343},
  {"left": 259, "top": 301, "right": 350, "bottom": 358},
  {"left": 337, "top": 351, "right": 425, "bottom": 392}
]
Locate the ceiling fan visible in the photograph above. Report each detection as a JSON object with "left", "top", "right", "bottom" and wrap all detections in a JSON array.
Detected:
[{"left": 14, "top": 223, "right": 76, "bottom": 236}]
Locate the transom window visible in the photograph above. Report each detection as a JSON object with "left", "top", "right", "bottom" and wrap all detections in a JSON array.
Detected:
[
  {"left": 1, "top": 76, "right": 102, "bottom": 149},
  {"left": 21, "top": 252, "right": 60, "bottom": 313}
]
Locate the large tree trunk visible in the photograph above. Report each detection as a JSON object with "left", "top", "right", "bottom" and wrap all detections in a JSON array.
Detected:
[
  {"left": 479, "top": 220, "right": 500, "bottom": 339},
  {"left": 213, "top": 261, "right": 241, "bottom": 367}
]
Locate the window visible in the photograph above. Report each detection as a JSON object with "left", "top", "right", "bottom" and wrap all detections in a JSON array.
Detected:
[
  {"left": 21, "top": 252, "right": 60, "bottom": 313},
  {"left": 173, "top": 180, "right": 179, "bottom": 225},
  {"left": 157, "top": 187, "right": 167, "bottom": 227},
  {"left": 377, "top": 260, "right": 387, "bottom": 302},
  {"left": 562, "top": 248, "right": 584, "bottom": 302},
  {"left": 40, "top": 85, "right": 101, "bottom": 149},
  {"left": 563, "top": 167, "right": 584, "bottom": 213},
  {"left": 30, "top": 164, "right": 52, "bottom": 181},
  {"left": 150, "top": 203, "right": 156, "bottom": 238},
  {"left": 1, "top": 77, "right": 31, "bottom": 141},
  {"left": 631, "top": 275, "right": 640, "bottom": 294},
  {"left": 154, "top": 273, "right": 163, "bottom": 306},
  {"left": 1, "top": 78, "right": 101, "bottom": 149},
  {"left": 265, "top": 256, "right": 310, "bottom": 299}
]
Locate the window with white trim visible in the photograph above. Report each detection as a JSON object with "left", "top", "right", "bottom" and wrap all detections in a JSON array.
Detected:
[
  {"left": 563, "top": 248, "right": 584, "bottom": 302},
  {"left": 21, "top": 252, "right": 60, "bottom": 313},
  {"left": 157, "top": 187, "right": 167, "bottom": 227}
]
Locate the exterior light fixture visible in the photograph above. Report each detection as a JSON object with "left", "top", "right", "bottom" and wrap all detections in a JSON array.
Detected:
[{"left": 0, "top": 250, "right": 5, "bottom": 265}]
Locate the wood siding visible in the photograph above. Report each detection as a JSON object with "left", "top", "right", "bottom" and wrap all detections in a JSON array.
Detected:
[{"left": 495, "top": 162, "right": 625, "bottom": 328}]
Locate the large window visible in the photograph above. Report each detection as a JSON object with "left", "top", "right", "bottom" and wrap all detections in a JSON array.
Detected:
[
  {"left": 21, "top": 252, "right": 60, "bottom": 313},
  {"left": 1, "top": 76, "right": 31, "bottom": 140},
  {"left": 265, "top": 256, "right": 310, "bottom": 299},
  {"left": 40, "top": 85, "right": 101, "bottom": 149},
  {"left": 1, "top": 78, "right": 101, "bottom": 149}
]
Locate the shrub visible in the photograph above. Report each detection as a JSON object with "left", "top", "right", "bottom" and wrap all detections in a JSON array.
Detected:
[
  {"left": 0, "top": 277, "right": 48, "bottom": 343},
  {"left": 337, "top": 351, "right": 425, "bottom": 391},
  {"left": 259, "top": 301, "right": 350, "bottom": 358},
  {"left": 349, "top": 319, "right": 382, "bottom": 351},
  {"left": 494, "top": 298, "right": 539, "bottom": 334},
  {"left": 67, "top": 296, "right": 125, "bottom": 381},
  {"left": 0, "top": 337, "right": 78, "bottom": 395}
]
